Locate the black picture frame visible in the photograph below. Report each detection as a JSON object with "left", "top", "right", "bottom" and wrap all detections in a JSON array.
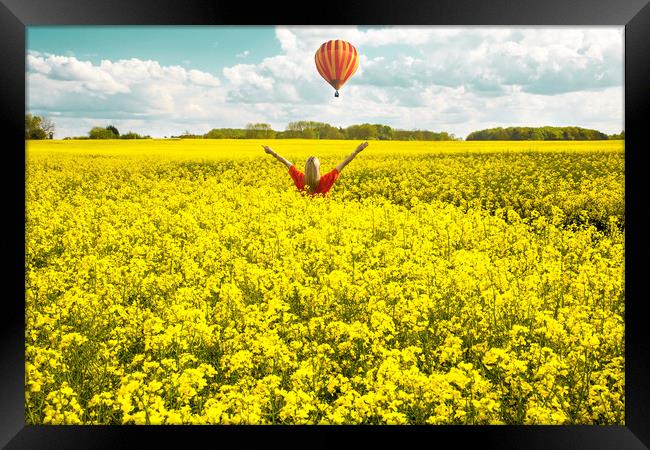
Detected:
[{"left": 3, "top": 0, "right": 648, "bottom": 448}]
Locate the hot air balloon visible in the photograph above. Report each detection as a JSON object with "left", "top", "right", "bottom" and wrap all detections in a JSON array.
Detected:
[{"left": 315, "top": 40, "right": 359, "bottom": 97}]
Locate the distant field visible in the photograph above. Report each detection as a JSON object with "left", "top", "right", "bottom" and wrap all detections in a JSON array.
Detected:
[
  {"left": 33, "top": 138, "right": 623, "bottom": 157},
  {"left": 25, "top": 139, "right": 625, "bottom": 424}
]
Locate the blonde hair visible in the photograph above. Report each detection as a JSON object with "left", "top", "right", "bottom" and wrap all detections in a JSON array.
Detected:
[{"left": 304, "top": 156, "right": 320, "bottom": 194}]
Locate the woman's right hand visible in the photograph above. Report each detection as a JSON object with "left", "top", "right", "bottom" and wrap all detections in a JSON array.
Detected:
[
  {"left": 356, "top": 142, "right": 369, "bottom": 153},
  {"left": 262, "top": 145, "right": 274, "bottom": 154}
]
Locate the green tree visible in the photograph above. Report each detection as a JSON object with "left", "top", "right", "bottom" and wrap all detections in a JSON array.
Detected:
[
  {"left": 374, "top": 124, "right": 394, "bottom": 140},
  {"left": 120, "top": 131, "right": 145, "bottom": 139},
  {"left": 304, "top": 129, "right": 318, "bottom": 139},
  {"left": 89, "top": 127, "right": 117, "bottom": 139},
  {"left": 106, "top": 125, "right": 120, "bottom": 137},
  {"left": 321, "top": 126, "right": 344, "bottom": 139},
  {"left": 285, "top": 121, "right": 341, "bottom": 139},
  {"left": 466, "top": 126, "right": 609, "bottom": 141},
  {"left": 245, "top": 123, "right": 275, "bottom": 139},
  {"left": 25, "top": 114, "right": 55, "bottom": 140},
  {"left": 205, "top": 128, "right": 247, "bottom": 139},
  {"left": 344, "top": 123, "right": 378, "bottom": 140}
]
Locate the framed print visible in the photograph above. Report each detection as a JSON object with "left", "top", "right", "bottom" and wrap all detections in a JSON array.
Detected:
[{"left": 2, "top": 0, "right": 649, "bottom": 448}]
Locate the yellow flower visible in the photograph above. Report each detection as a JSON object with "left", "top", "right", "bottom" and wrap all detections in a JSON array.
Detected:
[{"left": 24, "top": 138, "right": 625, "bottom": 425}]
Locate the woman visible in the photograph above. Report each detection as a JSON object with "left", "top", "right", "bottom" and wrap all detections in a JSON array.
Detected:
[{"left": 262, "top": 142, "right": 369, "bottom": 196}]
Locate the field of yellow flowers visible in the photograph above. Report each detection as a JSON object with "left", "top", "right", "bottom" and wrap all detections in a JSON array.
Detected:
[{"left": 25, "top": 138, "right": 624, "bottom": 425}]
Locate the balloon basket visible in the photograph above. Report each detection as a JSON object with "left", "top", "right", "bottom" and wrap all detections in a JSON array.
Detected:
[{"left": 334, "top": 91, "right": 339, "bottom": 97}]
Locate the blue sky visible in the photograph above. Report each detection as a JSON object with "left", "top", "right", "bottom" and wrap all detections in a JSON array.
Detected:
[
  {"left": 27, "top": 26, "right": 282, "bottom": 75},
  {"left": 26, "top": 26, "right": 624, "bottom": 139}
]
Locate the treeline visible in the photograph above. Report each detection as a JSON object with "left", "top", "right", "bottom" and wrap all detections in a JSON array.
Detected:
[
  {"left": 26, "top": 113, "right": 625, "bottom": 141},
  {"left": 174, "top": 121, "right": 459, "bottom": 141},
  {"left": 62, "top": 125, "right": 151, "bottom": 140},
  {"left": 466, "top": 126, "right": 622, "bottom": 141}
]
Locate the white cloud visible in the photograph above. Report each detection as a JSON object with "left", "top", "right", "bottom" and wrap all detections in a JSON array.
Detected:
[
  {"left": 27, "top": 51, "right": 227, "bottom": 136},
  {"left": 236, "top": 50, "right": 250, "bottom": 58},
  {"left": 276, "top": 27, "right": 299, "bottom": 53},
  {"left": 358, "top": 27, "right": 441, "bottom": 46},
  {"left": 222, "top": 64, "right": 274, "bottom": 90},
  {"left": 26, "top": 53, "right": 51, "bottom": 74},
  {"left": 188, "top": 69, "right": 221, "bottom": 87},
  {"left": 355, "top": 28, "right": 623, "bottom": 96},
  {"left": 28, "top": 52, "right": 130, "bottom": 95}
]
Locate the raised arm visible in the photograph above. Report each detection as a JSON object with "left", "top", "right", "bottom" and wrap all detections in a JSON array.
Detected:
[
  {"left": 262, "top": 145, "right": 293, "bottom": 169},
  {"left": 335, "top": 141, "right": 368, "bottom": 173}
]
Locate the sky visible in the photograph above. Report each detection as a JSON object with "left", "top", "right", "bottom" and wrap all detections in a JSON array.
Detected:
[{"left": 26, "top": 26, "right": 624, "bottom": 139}]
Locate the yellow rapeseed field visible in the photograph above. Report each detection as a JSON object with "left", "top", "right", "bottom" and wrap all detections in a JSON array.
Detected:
[{"left": 25, "top": 138, "right": 625, "bottom": 425}]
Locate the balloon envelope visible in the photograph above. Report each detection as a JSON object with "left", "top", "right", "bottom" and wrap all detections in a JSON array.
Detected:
[{"left": 315, "top": 40, "right": 359, "bottom": 95}]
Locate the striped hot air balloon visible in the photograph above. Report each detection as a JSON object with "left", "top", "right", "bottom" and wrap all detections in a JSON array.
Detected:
[{"left": 314, "top": 40, "right": 359, "bottom": 97}]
